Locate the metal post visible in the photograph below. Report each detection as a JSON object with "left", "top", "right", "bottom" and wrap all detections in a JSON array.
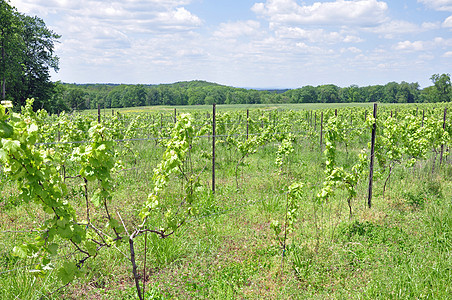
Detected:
[
  {"left": 320, "top": 112, "right": 323, "bottom": 149},
  {"left": 246, "top": 109, "right": 249, "bottom": 140},
  {"left": 367, "top": 103, "right": 377, "bottom": 208},
  {"left": 440, "top": 108, "right": 447, "bottom": 166},
  {"left": 212, "top": 104, "right": 216, "bottom": 194}
]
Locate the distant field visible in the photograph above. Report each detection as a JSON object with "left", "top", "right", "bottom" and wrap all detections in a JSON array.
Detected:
[{"left": 82, "top": 102, "right": 379, "bottom": 114}]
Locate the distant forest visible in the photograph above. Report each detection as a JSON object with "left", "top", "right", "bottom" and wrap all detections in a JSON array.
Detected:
[{"left": 57, "top": 74, "right": 451, "bottom": 112}]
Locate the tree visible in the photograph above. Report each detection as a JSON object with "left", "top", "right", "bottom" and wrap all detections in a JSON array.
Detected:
[
  {"left": 0, "top": 1, "right": 20, "bottom": 100},
  {"left": 318, "top": 84, "right": 340, "bottom": 103},
  {"left": 430, "top": 73, "right": 451, "bottom": 102},
  {"left": 0, "top": 2, "right": 60, "bottom": 111},
  {"left": 66, "top": 87, "right": 87, "bottom": 110}
]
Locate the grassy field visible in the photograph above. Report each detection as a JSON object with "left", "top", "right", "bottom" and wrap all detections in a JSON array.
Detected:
[
  {"left": 1, "top": 105, "right": 451, "bottom": 299},
  {"left": 86, "top": 102, "right": 377, "bottom": 115}
]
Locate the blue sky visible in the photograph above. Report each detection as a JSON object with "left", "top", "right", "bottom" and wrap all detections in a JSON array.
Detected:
[{"left": 10, "top": 0, "right": 452, "bottom": 88}]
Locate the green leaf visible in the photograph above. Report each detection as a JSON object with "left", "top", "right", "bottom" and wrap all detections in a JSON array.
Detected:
[
  {"left": 91, "top": 191, "right": 102, "bottom": 207},
  {"left": 47, "top": 243, "right": 58, "bottom": 256},
  {"left": 57, "top": 261, "right": 77, "bottom": 285},
  {"left": 57, "top": 225, "right": 72, "bottom": 239},
  {"left": 56, "top": 218, "right": 68, "bottom": 228},
  {"left": 85, "top": 241, "right": 98, "bottom": 256},
  {"left": 0, "top": 149, "right": 8, "bottom": 162},
  {"left": 2, "top": 139, "right": 20, "bottom": 152},
  {"left": 0, "top": 121, "right": 13, "bottom": 138},
  {"left": 12, "top": 245, "right": 28, "bottom": 258}
]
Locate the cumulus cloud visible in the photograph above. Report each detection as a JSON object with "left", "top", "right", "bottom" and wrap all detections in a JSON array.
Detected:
[
  {"left": 252, "top": 0, "right": 388, "bottom": 26},
  {"left": 154, "top": 7, "right": 202, "bottom": 29},
  {"left": 340, "top": 46, "right": 362, "bottom": 53},
  {"left": 370, "top": 20, "right": 424, "bottom": 38},
  {"left": 392, "top": 37, "right": 452, "bottom": 52},
  {"left": 421, "top": 21, "right": 441, "bottom": 30},
  {"left": 274, "top": 26, "right": 363, "bottom": 43},
  {"left": 418, "top": 0, "right": 452, "bottom": 12},
  {"left": 213, "top": 20, "right": 261, "bottom": 39},
  {"left": 11, "top": 0, "right": 202, "bottom": 30},
  {"left": 394, "top": 40, "right": 425, "bottom": 51}
]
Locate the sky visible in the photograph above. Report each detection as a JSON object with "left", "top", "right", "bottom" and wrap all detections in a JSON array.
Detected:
[{"left": 9, "top": 0, "right": 452, "bottom": 89}]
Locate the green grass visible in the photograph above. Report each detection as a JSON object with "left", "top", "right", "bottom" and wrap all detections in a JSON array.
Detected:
[
  {"left": 83, "top": 102, "right": 377, "bottom": 115},
  {"left": 1, "top": 109, "right": 451, "bottom": 299}
]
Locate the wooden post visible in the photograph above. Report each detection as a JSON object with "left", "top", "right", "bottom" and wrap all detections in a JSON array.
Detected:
[
  {"left": 212, "top": 104, "right": 216, "bottom": 194},
  {"left": 174, "top": 108, "right": 177, "bottom": 123},
  {"left": 335, "top": 109, "right": 337, "bottom": 117},
  {"left": 422, "top": 110, "right": 425, "bottom": 127},
  {"left": 320, "top": 112, "right": 324, "bottom": 149},
  {"left": 314, "top": 112, "right": 317, "bottom": 131},
  {"left": 112, "top": 109, "right": 114, "bottom": 116},
  {"left": 439, "top": 108, "right": 447, "bottom": 166},
  {"left": 207, "top": 112, "right": 210, "bottom": 142},
  {"left": 367, "top": 103, "right": 377, "bottom": 209},
  {"left": 246, "top": 109, "right": 249, "bottom": 140},
  {"left": 97, "top": 104, "right": 101, "bottom": 123}
]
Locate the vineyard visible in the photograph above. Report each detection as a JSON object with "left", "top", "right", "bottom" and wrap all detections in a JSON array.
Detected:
[{"left": 1, "top": 100, "right": 451, "bottom": 299}]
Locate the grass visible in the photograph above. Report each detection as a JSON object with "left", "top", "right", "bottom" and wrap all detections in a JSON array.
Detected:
[
  {"left": 84, "top": 102, "right": 378, "bottom": 115},
  {"left": 0, "top": 109, "right": 451, "bottom": 299}
]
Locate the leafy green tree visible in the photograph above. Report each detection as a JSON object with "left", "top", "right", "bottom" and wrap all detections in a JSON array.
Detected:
[
  {"left": 364, "top": 85, "right": 385, "bottom": 103},
  {"left": 318, "top": 84, "right": 340, "bottom": 103},
  {"left": 66, "top": 88, "right": 87, "bottom": 110},
  {"left": 430, "top": 73, "right": 451, "bottom": 102},
  {"left": 396, "top": 81, "right": 419, "bottom": 103},
  {"left": 383, "top": 82, "right": 399, "bottom": 103},
  {"left": 0, "top": 1, "right": 20, "bottom": 100},
  {"left": 50, "top": 81, "right": 69, "bottom": 113},
  {"left": 0, "top": 2, "right": 60, "bottom": 111},
  {"left": 340, "top": 85, "right": 361, "bottom": 103}
]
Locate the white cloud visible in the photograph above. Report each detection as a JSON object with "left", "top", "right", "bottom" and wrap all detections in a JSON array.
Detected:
[
  {"left": 394, "top": 40, "right": 425, "bottom": 51},
  {"left": 252, "top": 0, "right": 388, "bottom": 26},
  {"left": 154, "top": 7, "right": 202, "bottom": 28},
  {"left": 11, "top": 0, "right": 202, "bottom": 30},
  {"left": 213, "top": 20, "right": 261, "bottom": 39},
  {"left": 421, "top": 21, "right": 441, "bottom": 30},
  {"left": 343, "top": 35, "right": 364, "bottom": 43},
  {"left": 274, "top": 26, "right": 363, "bottom": 43},
  {"left": 443, "top": 15, "right": 452, "bottom": 27},
  {"left": 443, "top": 51, "right": 452, "bottom": 57},
  {"left": 347, "top": 47, "right": 363, "bottom": 53},
  {"left": 370, "top": 20, "right": 423, "bottom": 38},
  {"left": 392, "top": 37, "right": 452, "bottom": 53},
  {"left": 340, "top": 46, "right": 362, "bottom": 53},
  {"left": 432, "top": 36, "right": 452, "bottom": 46},
  {"left": 418, "top": 0, "right": 452, "bottom": 12}
]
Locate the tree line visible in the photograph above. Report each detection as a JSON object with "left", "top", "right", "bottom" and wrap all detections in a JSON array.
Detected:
[
  {"left": 1, "top": 1, "right": 451, "bottom": 113},
  {"left": 61, "top": 75, "right": 451, "bottom": 111}
]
